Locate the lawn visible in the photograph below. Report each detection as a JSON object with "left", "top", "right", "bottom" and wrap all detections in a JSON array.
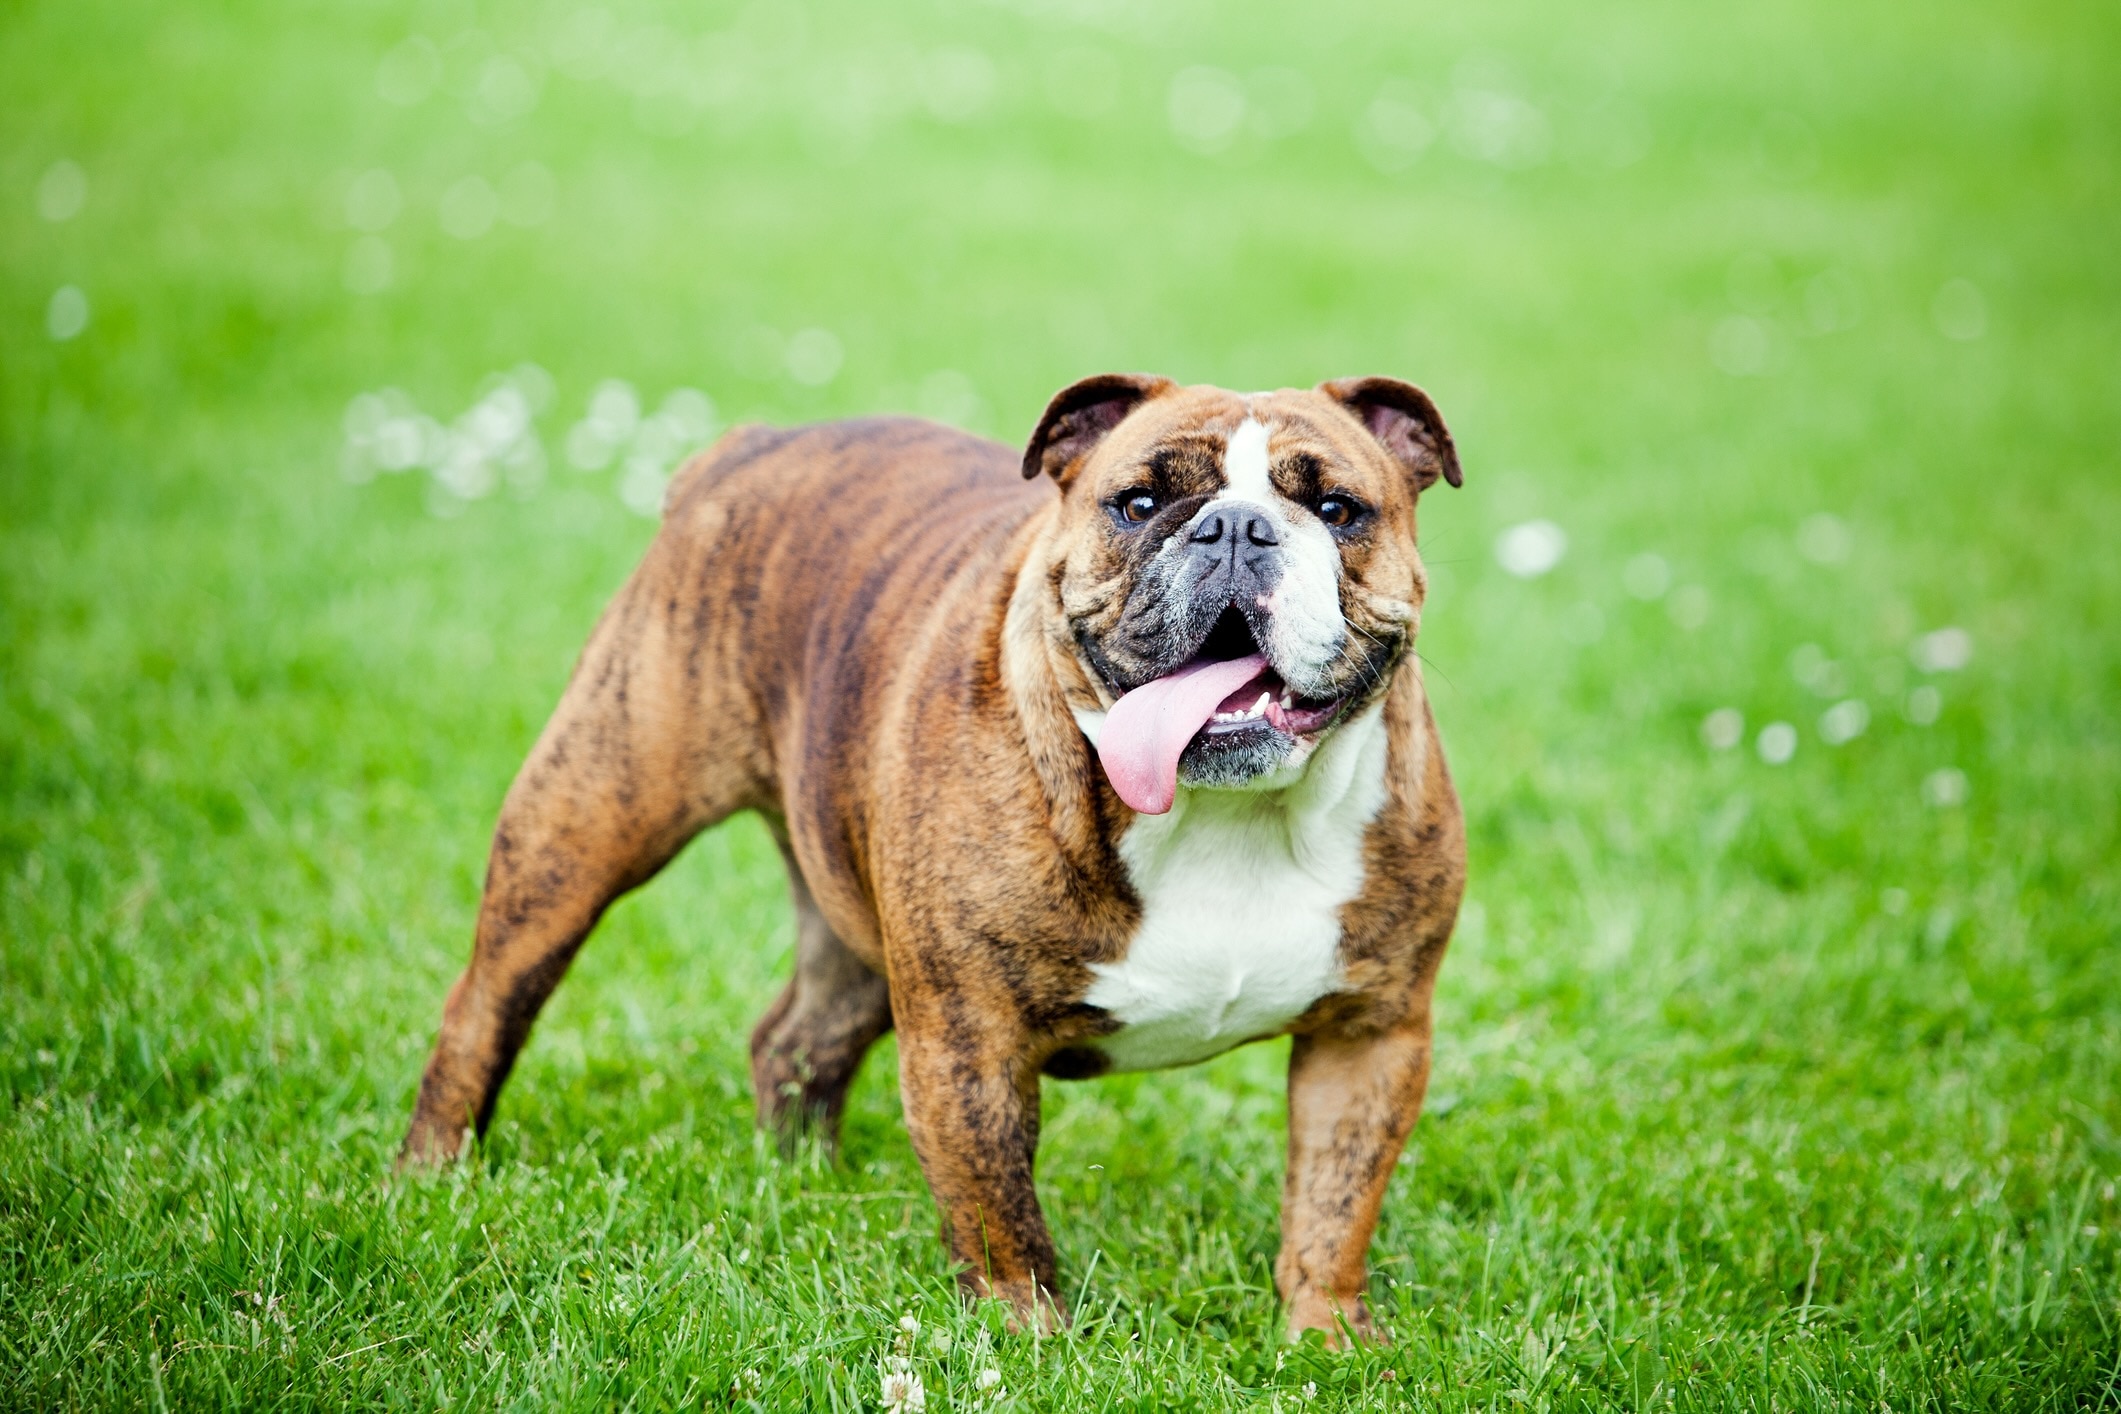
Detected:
[{"left": 3, "top": 0, "right": 2119, "bottom": 1407}]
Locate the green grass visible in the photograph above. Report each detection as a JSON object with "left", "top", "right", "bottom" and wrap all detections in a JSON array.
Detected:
[{"left": 4, "top": 0, "right": 2119, "bottom": 1406}]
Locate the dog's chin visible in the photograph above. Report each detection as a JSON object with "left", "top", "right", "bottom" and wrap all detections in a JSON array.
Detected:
[
  {"left": 1175, "top": 722, "right": 1300, "bottom": 791},
  {"left": 1172, "top": 689, "right": 1357, "bottom": 793}
]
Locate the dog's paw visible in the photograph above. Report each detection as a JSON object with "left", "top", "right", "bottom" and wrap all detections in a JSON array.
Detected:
[
  {"left": 395, "top": 1117, "right": 473, "bottom": 1173},
  {"left": 1284, "top": 1291, "right": 1387, "bottom": 1350}
]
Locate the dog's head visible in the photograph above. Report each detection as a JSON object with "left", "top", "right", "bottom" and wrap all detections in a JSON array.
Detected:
[{"left": 1024, "top": 374, "right": 1461, "bottom": 813}]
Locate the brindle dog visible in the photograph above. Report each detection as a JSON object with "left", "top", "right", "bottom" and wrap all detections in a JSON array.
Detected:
[{"left": 401, "top": 374, "right": 1465, "bottom": 1344}]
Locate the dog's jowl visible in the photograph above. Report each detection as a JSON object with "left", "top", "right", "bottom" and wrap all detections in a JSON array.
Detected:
[{"left": 400, "top": 374, "right": 1467, "bottom": 1344}]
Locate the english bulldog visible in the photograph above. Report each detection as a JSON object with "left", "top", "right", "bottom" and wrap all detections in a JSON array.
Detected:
[{"left": 400, "top": 373, "right": 1466, "bottom": 1344}]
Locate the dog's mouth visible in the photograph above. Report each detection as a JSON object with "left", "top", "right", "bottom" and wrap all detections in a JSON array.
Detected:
[{"left": 1095, "top": 607, "right": 1349, "bottom": 815}]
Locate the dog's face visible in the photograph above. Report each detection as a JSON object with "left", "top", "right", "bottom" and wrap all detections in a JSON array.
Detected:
[{"left": 1024, "top": 375, "right": 1461, "bottom": 803}]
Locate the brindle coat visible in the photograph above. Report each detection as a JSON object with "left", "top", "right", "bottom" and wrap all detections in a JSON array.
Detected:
[{"left": 400, "top": 375, "right": 1466, "bottom": 1344}]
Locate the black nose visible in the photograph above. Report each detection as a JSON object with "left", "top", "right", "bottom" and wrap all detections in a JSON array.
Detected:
[{"left": 1187, "top": 506, "right": 1279, "bottom": 548}]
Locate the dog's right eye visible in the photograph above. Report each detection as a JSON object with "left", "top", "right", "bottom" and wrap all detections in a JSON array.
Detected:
[{"left": 1112, "top": 490, "right": 1160, "bottom": 526}]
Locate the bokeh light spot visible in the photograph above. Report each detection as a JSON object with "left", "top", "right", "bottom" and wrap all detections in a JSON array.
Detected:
[
  {"left": 46, "top": 285, "right": 89, "bottom": 341},
  {"left": 1910, "top": 626, "right": 1972, "bottom": 673},
  {"left": 1355, "top": 81, "right": 1435, "bottom": 172},
  {"left": 785, "top": 328, "right": 844, "bottom": 386},
  {"left": 470, "top": 55, "right": 542, "bottom": 127},
  {"left": 1709, "top": 315, "right": 1771, "bottom": 376},
  {"left": 1818, "top": 698, "right": 1870, "bottom": 745},
  {"left": 1921, "top": 768, "right": 1968, "bottom": 808},
  {"left": 1667, "top": 584, "right": 1711, "bottom": 630},
  {"left": 1494, "top": 519, "right": 1566, "bottom": 578},
  {"left": 37, "top": 159, "right": 87, "bottom": 222},
  {"left": 1168, "top": 67, "right": 1245, "bottom": 153},
  {"left": 1795, "top": 512, "right": 1849, "bottom": 564}
]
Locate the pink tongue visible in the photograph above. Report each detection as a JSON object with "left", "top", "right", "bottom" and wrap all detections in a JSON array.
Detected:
[{"left": 1096, "top": 654, "right": 1269, "bottom": 815}]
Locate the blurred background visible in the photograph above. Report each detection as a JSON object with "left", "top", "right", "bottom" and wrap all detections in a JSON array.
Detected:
[{"left": 3, "top": 0, "right": 2118, "bottom": 1405}]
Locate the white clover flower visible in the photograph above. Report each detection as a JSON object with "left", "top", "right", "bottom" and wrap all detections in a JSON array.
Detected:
[
  {"left": 880, "top": 1368, "right": 926, "bottom": 1411},
  {"left": 976, "top": 1368, "right": 1002, "bottom": 1391}
]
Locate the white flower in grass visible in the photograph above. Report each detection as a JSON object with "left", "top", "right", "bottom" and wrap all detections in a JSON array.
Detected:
[
  {"left": 880, "top": 1367, "right": 925, "bottom": 1411},
  {"left": 975, "top": 1367, "right": 1002, "bottom": 1392}
]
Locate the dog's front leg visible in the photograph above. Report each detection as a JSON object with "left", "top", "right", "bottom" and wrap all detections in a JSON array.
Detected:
[
  {"left": 1276, "top": 1016, "right": 1434, "bottom": 1346},
  {"left": 895, "top": 1002, "right": 1064, "bottom": 1333}
]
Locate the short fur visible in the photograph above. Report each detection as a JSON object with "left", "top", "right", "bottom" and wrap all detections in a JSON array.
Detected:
[{"left": 400, "top": 377, "right": 1466, "bottom": 1345}]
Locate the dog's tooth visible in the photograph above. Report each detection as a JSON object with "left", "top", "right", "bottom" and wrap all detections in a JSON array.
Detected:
[{"left": 1251, "top": 693, "right": 1271, "bottom": 718}]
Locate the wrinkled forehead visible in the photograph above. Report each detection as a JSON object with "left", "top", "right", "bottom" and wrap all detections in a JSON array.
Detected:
[{"left": 1084, "top": 385, "right": 1392, "bottom": 499}]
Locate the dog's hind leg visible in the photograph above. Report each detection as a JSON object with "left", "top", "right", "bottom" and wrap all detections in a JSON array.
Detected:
[
  {"left": 750, "top": 850, "right": 893, "bottom": 1150},
  {"left": 399, "top": 537, "right": 761, "bottom": 1169}
]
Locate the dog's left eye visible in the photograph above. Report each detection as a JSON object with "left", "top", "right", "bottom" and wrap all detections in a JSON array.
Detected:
[{"left": 1314, "top": 495, "right": 1364, "bottom": 529}]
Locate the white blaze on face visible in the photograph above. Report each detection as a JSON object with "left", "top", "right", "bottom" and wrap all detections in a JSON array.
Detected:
[
  {"left": 1222, "top": 416, "right": 1274, "bottom": 500},
  {"left": 1193, "top": 414, "right": 1346, "bottom": 692}
]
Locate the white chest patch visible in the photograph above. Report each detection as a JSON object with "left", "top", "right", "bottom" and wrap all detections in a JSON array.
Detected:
[{"left": 1085, "top": 705, "right": 1389, "bottom": 1071}]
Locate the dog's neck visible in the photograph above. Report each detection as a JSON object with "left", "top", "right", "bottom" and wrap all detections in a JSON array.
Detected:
[{"left": 996, "top": 511, "right": 1120, "bottom": 869}]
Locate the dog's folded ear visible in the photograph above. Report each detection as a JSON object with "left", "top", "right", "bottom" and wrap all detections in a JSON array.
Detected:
[
  {"left": 1317, "top": 376, "right": 1463, "bottom": 491},
  {"left": 1023, "top": 373, "right": 1176, "bottom": 483}
]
